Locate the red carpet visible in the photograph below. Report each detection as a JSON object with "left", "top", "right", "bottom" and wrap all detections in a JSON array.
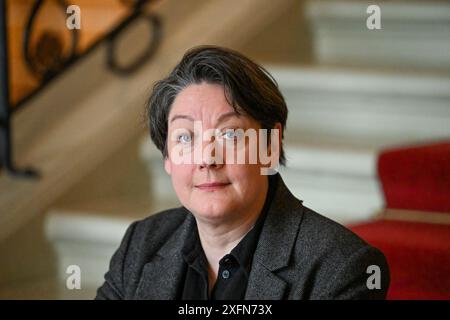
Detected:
[
  {"left": 378, "top": 141, "right": 450, "bottom": 213},
  {"left": 349, "top": 140, "right": 450, "bottom": 300},
  {"left": 350, "top": 220, "right": 450, "bottom": 299}
]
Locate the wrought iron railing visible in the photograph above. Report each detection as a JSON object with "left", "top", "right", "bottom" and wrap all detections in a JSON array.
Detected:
[{"left": 0, "top": 0, "right": 161, "bottom": 177}]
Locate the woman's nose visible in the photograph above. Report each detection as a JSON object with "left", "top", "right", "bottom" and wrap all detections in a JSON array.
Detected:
[{"left": 197, "top": 138, "right": 224, "bottom": 170}]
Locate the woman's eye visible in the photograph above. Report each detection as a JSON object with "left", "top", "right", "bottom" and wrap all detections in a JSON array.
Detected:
[
  {"left": 177, "top": 133, "right": 192, "bottom": 144},
  {"left": 223, "top": 130, "right": 235, "bottom": 140},
  {"left": 221, "top": 129, "right": 241, "bottom": 141}
]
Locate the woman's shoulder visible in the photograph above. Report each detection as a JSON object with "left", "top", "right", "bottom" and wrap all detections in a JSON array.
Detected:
[
  {"left": 119, "top": 207, "right": 190, "bottom": 252},
  {"left": 113, "top": 207, "right": 191, "bottom": 269},
  {"left": 295, "top": 205, "right": 373, "bottom": 259}
]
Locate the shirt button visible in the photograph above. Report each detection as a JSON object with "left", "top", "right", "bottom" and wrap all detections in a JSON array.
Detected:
[{"left": 221, "top": 270, "right": 230, "bottom": 279}]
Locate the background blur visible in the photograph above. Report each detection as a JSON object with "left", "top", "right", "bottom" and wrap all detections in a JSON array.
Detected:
[{"left": 0, "top": 0, "right": 449, "bottom": 299}]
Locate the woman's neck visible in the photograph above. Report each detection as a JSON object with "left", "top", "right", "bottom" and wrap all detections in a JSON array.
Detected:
[
  {"left": 197, "top": 209, "right": 261, "bottom": 294},
  {"left": 195, "top": 181, "right": 269, "bottom": 291},
  {"left": 197, "top": 210, "right": 259, "bottom": 261}
]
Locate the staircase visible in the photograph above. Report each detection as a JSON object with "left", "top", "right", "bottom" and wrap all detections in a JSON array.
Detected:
[
  {"left": 2, "top": 0, "right": 450, "bottom": 299},
  {"left": 307, "top": 0, "right": 450, "bottom": 70}
]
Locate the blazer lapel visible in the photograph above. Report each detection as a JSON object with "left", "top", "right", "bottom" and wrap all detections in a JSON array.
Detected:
[
  {"left": 134, "top": 253, "right": 185, "bottom": 299},
  {"left": 134, "top": 213, "right": 196, "bottom": 300},
  {"left": 245, "top": 261, "right": 288, "bottom": 299},
  {"left": 245, "top": 174, "right": 305, "bottom": 300}
]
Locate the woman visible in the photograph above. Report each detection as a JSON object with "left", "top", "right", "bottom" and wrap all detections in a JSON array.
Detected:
[{"left": 96, "top": 46, "right": 389, "bottom": 300}]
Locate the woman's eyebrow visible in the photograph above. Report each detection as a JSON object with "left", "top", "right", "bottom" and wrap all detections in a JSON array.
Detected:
[
  {"left": 215, "top": 111, "right": 240, "bottom": 125},
  {"left": 169, "top": 111, "right": 239, "bottom": 124},
  {"left": 170, "top": 115, "right": 195, "bottom": 123}
]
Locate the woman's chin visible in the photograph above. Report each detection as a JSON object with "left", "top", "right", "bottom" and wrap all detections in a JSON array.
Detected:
[{"left": 190, "top": 204, "right": 235, "bottom": 222}]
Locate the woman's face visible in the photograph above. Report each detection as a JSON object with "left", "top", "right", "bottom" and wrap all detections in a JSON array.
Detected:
[{"left": 164, "top": 83, "right": 274, "bottom": 223}]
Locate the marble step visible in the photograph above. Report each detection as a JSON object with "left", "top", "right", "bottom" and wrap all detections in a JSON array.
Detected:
[
  {"left": 306, "top": 0, "right": 450, "bottom": 70},
  {"left": 44, "top": 210, "right": 132, "bottom": 294},
  {"left": 43, "top": 189, "right": 181, "bottom": 292},
  {"left": 269, "top": 66, "right": 450, "bottom": 145},
  {"left": 280, "top": 140, "right": 382, "bottom": 224}
]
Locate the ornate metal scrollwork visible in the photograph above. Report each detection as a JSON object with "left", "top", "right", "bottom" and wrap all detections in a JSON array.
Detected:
[
  {"left": 1, "top": 0, "right": 161, "bottom": 177},
  {"left": 23, "top": 0, "right": 79, "bottom": 80},
  {"left": 106, "top": 0, "right": 162, "bottom": 75}
]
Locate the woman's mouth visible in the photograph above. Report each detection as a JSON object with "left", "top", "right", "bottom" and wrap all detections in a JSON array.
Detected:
[{"left": 195, "top": 182, "right": 231, "bottom": 191}]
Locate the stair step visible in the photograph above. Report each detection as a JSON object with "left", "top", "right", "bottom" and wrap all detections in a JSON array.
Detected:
[
  {"left": 306, "top": 0, "right": 450, "bottom": 70},
  {"left": 280, "top": 141, "right": 382, "bottom": 223},
  {"left": 0, "top": 275, "right": 96, "bottom": 299},
  {"left": 269, "top": 66, "right": 450, "bottom": 145},
  {"left": 45, "top": 210, "right": 132, "bottom": 290}
]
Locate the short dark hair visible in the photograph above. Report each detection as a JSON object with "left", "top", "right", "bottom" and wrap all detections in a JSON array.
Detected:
[{"left": 146, "top": 45, "right": 288, "bottom": 165}]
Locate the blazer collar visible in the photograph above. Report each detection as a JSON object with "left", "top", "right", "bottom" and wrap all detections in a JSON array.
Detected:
[
  {"left": 253, "top": 173, "right": 304, "bottom": 271},
  {"left": 245, "top": 173, "right": 304, "bottom": 299}
]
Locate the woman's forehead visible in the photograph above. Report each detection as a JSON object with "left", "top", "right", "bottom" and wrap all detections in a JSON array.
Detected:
[
  {"left": 170, "top": 83, "right": 232, "bottom": 114},
  {"left": 168, "top": 83, "right": 250, "bottom": 125}
]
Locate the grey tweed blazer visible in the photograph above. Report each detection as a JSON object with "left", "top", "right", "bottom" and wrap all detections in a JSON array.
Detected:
[{"left": 96, "top": 174, "right": 389, "bottom": 300}]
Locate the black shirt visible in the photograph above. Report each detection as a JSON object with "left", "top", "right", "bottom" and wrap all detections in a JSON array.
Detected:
[{"left": 180, "top": 175, "right": 277, "bottom": 300}]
